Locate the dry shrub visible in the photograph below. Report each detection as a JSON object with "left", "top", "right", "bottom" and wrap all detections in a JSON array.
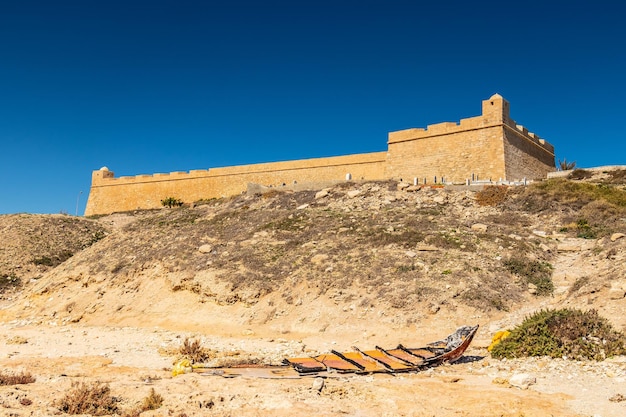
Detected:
[
  {"left": 179, "top": 337, "right": 213, "bottom": 363},
  {"left": 568, "top": 169, "right": 594, "bottom": 180},
  {"left": 141, "top": 388, "right": 163, "bottom": 411},
  {"left": 0, "top": 370, "right": 36, "bottom": 385},
  {"left": 55, "top": 382, "right": 119, "bottom": 415},
  {"left": 261, "top": 189, "right": 284, "bottom": 199},
  {"left": 475, "top": 185, "right": 508, "bottom": 206},
  {"left": 606, "top": 169, "right": 626, "bottom": 184},
  {"left": 119, "top": 388, "right": 164, "bottom": 417}
]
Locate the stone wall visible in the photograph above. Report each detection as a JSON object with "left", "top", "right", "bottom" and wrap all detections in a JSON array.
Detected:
[
  {"left": 84, "top": 94, "right": 556, "bottom": 216},
  {"left": 85, "top": 152, "right": 387, "bottom": 215}
]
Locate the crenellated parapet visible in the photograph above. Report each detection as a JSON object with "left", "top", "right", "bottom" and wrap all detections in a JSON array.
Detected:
[
  {"left": 388, "top": 94, "right": 553, "bottom": 156},
  {"left": 384, "top": 94, "right": 555, "bottom": 183}
]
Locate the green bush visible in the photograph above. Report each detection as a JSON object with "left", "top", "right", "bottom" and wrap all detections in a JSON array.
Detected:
[
  {"left": 491, "top": 308, "right": 626, "bottom": 360},
  {"left": 575, "top": 218, "right": 596, "bottom": 239},
  {"left": 161, "top": 197, "right": 183, "bottom": 208},
  {"left": 0, "top": 274, "right": 21, "bottom": 292},
  {"left": 503, "top": 258, "right": 553, "bottom": 295}
]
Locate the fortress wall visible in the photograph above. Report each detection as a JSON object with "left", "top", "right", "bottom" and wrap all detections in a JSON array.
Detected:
[
  {"left": 85, "top": 152, "right": 387, "bottom": 215},
  {"left": 385, "top": 124, "right": 506, "bottom": 183},
  {"left": 503, "top": 123, "right": 556, "bottom": 180},
  {"left": 85, "top": 94, "right": 557, "bottom": 215}
]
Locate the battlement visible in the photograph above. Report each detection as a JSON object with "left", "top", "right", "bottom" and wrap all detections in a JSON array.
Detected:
[
  {"left": 85, "top": 95, "right": 556, "bottom": 216},
  {"left": 388, "top": 94, "right": 553, "bottom": 155}
]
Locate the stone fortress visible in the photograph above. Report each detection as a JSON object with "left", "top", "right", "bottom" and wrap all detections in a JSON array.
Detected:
[{"left": 84, "top": 94, "right": 555, "bottom": 216}]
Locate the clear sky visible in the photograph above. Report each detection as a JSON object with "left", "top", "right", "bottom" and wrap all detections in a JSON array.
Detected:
[{"left": 1, "top": 0, "right": 624, "bottom": 215}]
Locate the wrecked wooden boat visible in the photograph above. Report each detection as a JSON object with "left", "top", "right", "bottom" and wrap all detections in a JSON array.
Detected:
[
  {"left": 284, "top": 324, "right": 479, "bottom": 375},
  {"left": 181, "top": 325, "right": 479, "bottom": 378}
]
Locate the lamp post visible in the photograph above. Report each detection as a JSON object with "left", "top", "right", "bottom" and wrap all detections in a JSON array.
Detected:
[{"left": 75, "top": 191, "right": 83, "bottom": 216}]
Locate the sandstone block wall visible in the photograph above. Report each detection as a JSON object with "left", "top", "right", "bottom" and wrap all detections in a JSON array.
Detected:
[
  {"left": 84, "top": 94, "right": 556, "bottom": 216},
  {"left": 85, "top": 152, "right": 387, "bottom": 215}
]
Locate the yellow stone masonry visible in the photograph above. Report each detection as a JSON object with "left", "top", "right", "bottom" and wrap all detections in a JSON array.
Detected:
[{"left": 85, "top": 94, "right": 555, "bottom": 216}]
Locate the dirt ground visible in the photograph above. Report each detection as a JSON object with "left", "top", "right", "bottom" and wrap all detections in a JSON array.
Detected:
[{"left": 2, "top": 320, "right": 625, "bottom": 417}]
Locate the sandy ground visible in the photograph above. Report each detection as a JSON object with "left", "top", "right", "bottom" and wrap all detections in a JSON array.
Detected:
[{"left": 2, "top": 321, "right": 625, "bottom": 417}]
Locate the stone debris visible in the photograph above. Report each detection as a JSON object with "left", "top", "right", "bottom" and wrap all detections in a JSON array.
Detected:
[
  {"left": 610, "top": 233, "right": 625, "bottom": 242},
  {"left": 509, "top": 372, "right": 537, "bottom": 389},
  {"left": 198, "top": 244, "right": 213, "bottom": 253},
  {"left": 471, "top": 223, "right": 488, "bottom": 233},
  {"left": 312, "top": 377, "right": 325, "bottom": 392},
  {"left": 315, "top": 189, "right": 330, "bottom": 199},
  {"left": 608, "top": 281, "right": 626, "bottom": 300},
  {"left": 310, "top": 254, "right": 329, "bottom": 265}
]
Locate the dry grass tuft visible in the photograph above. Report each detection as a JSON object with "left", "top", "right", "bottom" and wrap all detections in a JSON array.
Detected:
[
  {"left": 179, "top": 337, "right": 213, "bottom": 363},
  {"left": 55, "top": 381, "right": 119, "bottom": 415},
  {"left": 6, "top": 335, "right": 28, "bottom": 344},
  {"left": 141, "top": 388, "right": 164, "bottom": 410},
  {"left": 0, "top": 370, "right": 36, "bottom": 385},
  {"left": 120, "top": 388, "right": 165, "bottom": 417},
  {"left": 475, "top": 185, "right": 508, "bottom": 206}
]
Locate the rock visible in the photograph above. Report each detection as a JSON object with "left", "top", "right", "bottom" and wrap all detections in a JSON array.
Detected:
[
  {"left": 416, "top": 244, "right": 439, "bottom": 251},
  {"left": 312, "top": 377, "right": 325, "bottom": 392},
  {"left": 310, "top": 254, "right": 329, "bottom": 264},
  {"left": 433, "top": 195, "right": 445, "bottom": 204},
  {"left": 539, "top": 243, "right": 551, "bottom": 252},
  {"left": 428, "top": 304, "right": 440, "bottom": 314},
  {"left": 471, "top": 223, "right": 488, "bottom": 233},
  {"left": 405, "top": 250, "right": 417, "bottom": 258},
  {"left": 315, "top": 189, "right": 330, "bottom": 199},
  {"left": 609, "top": 282, "right": 626, "bottom": 300},
  {"left": 397, "top": 182, "right": 410, "bottom": 190},
  {"left": 527, "top": 283, "right": 537, "bottom": 294},
  {"left": 198, "top": 244, "right": 213, "bottom": 254},
  {"left": 347, "top": 190, "right": 361, "bottom": 198},
  {"left": 509, "top": 373, "right": 536, "bottom": 389},
  {"left": 405, "top": 185, "right": 421, "bottom": 192},
  {"left": 296, "top": 204, "right": 309, "bottom": 210},
  {"left": 610, "top": 233, "right": 625, "bottom": 242}
]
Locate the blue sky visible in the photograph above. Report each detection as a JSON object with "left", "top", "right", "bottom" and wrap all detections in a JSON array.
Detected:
[{"left": 1, "top": 0, "right": 624, "bottom": 215}]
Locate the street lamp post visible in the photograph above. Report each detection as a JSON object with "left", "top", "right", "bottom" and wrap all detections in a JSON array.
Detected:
[{"left": 75, "top": 191, "right": 83, "bottom": 216}]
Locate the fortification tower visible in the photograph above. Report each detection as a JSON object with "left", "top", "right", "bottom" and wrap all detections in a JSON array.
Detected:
[
  {"left": 481, "top": 93, "right": 510, "bottom": 124},
  {"left": 384, "top": 93, "right": 554, "bottom": 184}
]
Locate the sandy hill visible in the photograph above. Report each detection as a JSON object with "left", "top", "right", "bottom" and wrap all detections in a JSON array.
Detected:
[{"left": 1, "top": 170, "right": 626, "bottom": 416}]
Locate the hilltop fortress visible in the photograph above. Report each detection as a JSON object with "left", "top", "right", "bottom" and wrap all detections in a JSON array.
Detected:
[{"left": 84, "top": 94, "right": 555, "bottom": 216}]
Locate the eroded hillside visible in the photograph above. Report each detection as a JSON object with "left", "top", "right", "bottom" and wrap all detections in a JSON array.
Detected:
[{"left": 2, "top": 173, "right": 625, "bottom": 342}]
